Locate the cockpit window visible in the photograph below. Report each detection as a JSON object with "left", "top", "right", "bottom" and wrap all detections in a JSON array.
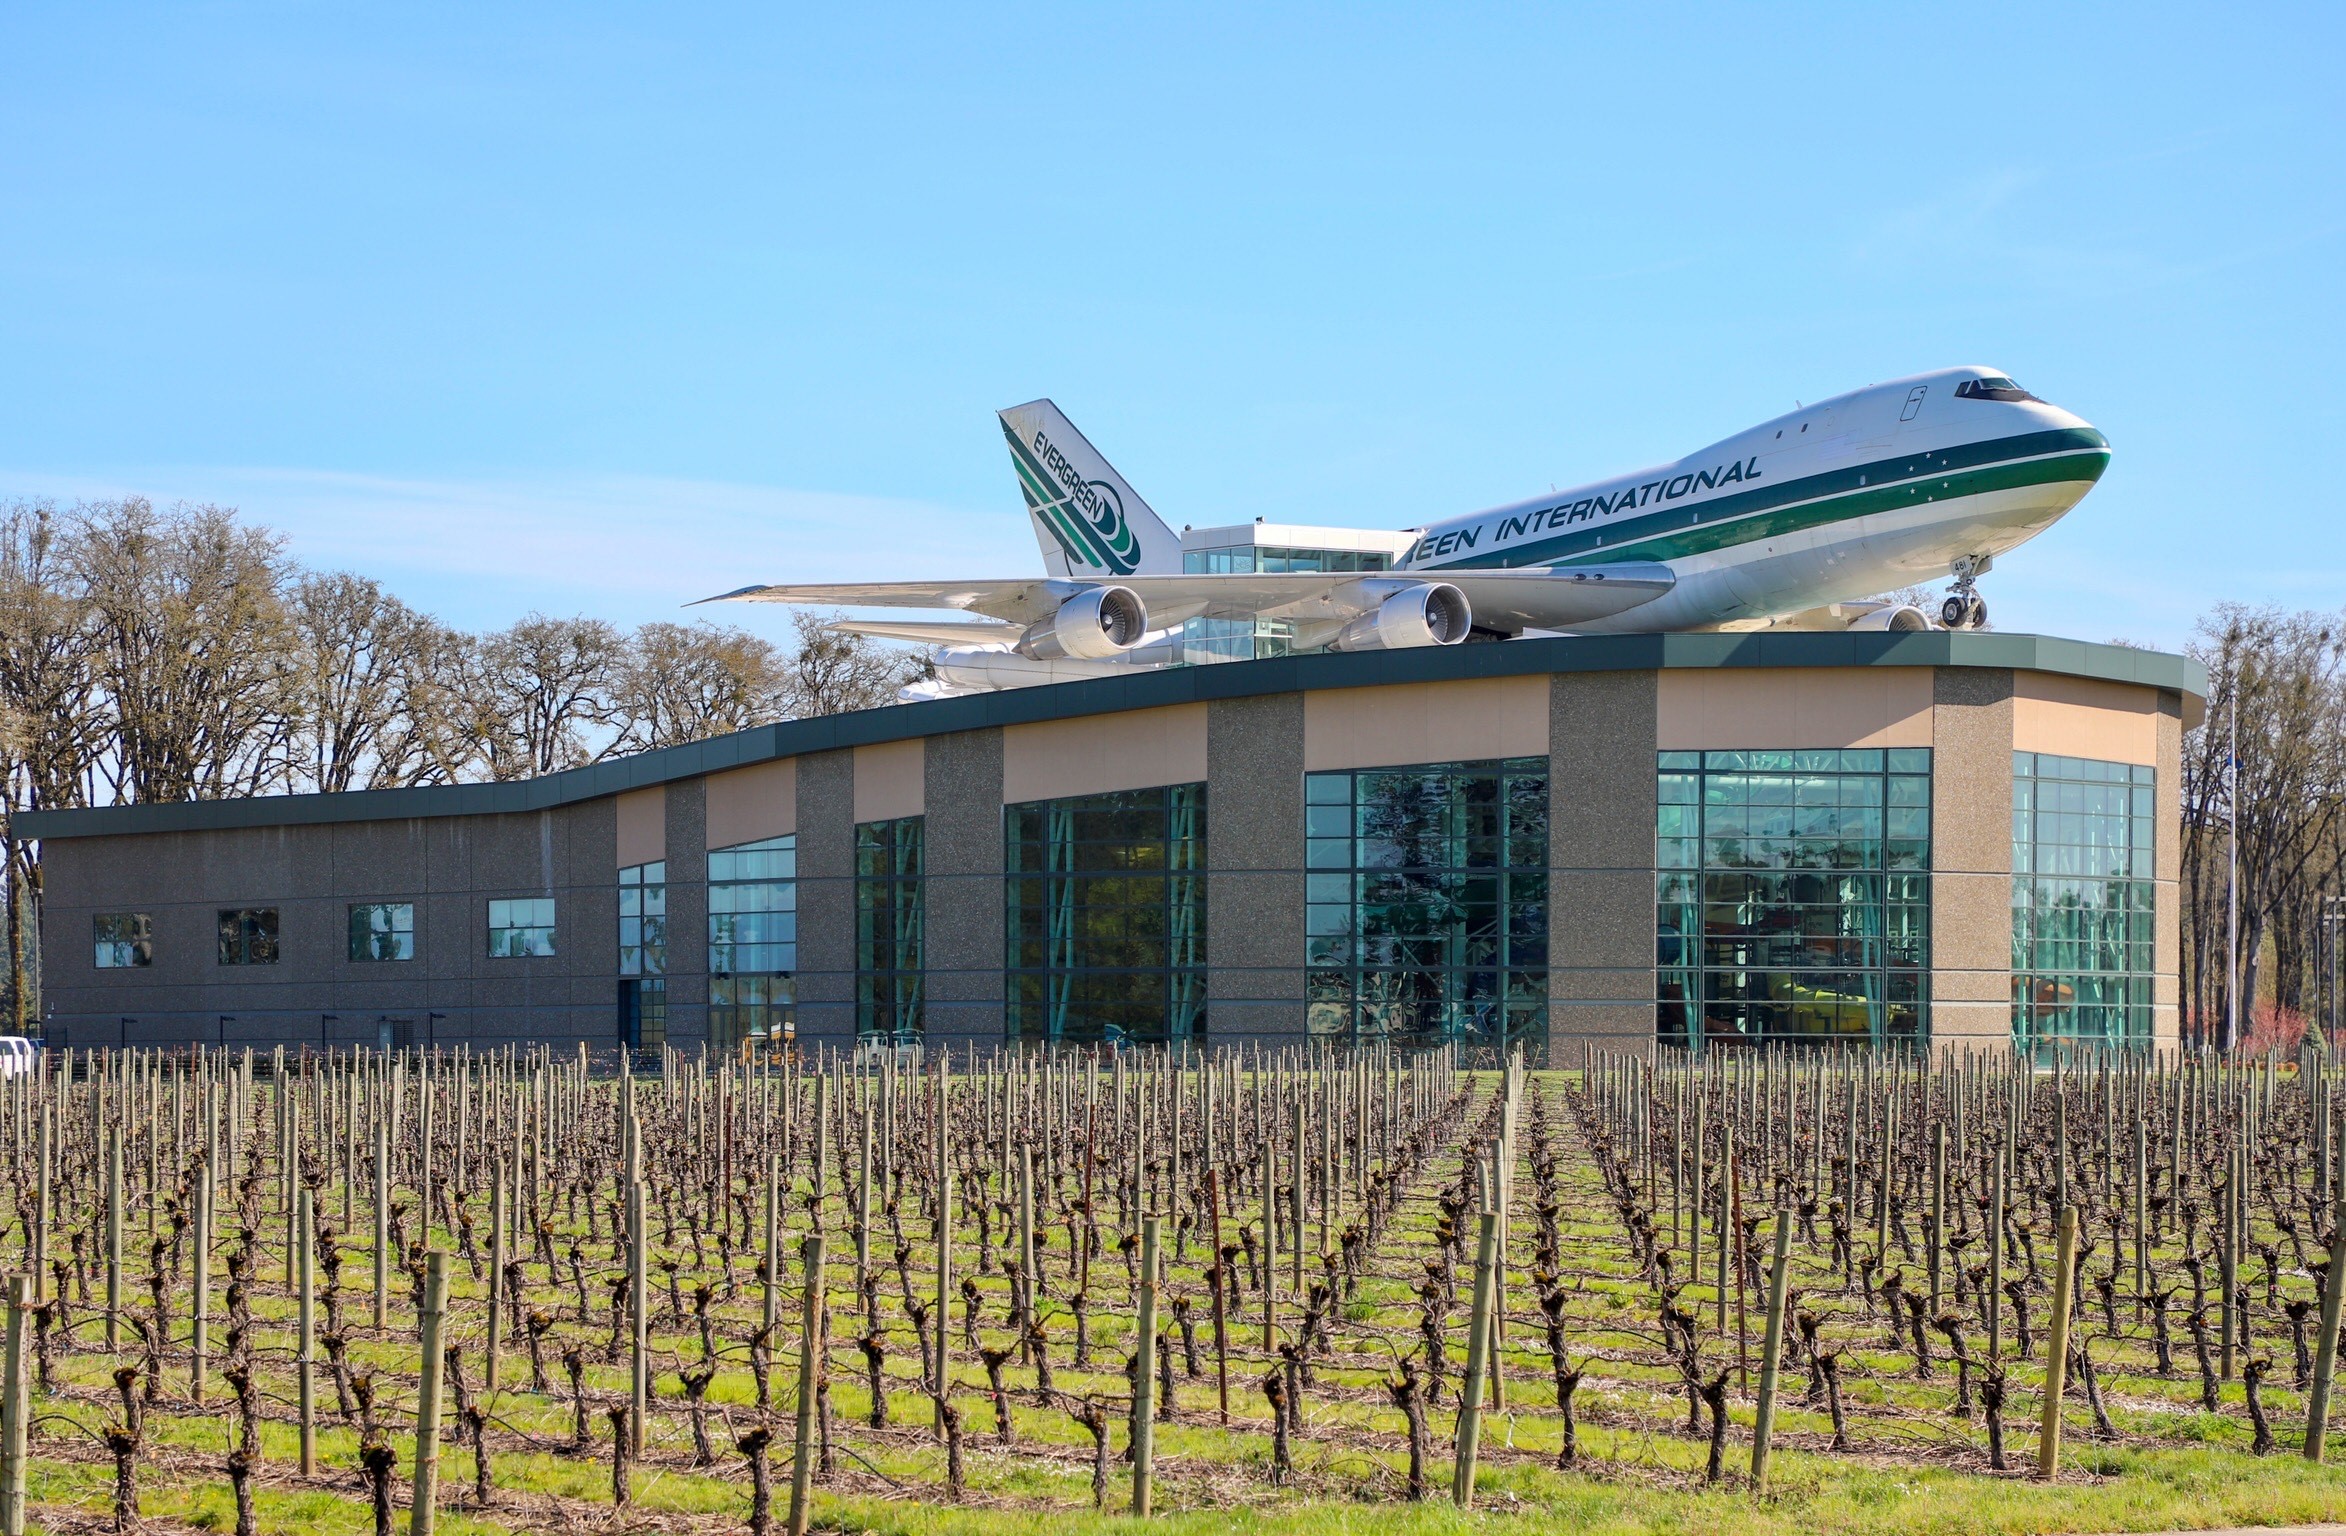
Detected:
[{"left": 1955, "top": 376, "right": 2038, "bottom": 402}]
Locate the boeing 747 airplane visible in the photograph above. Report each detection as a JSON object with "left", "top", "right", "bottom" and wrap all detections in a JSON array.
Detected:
[{"left": 709, "top": 367, "right": 2110, "bottom": 695}]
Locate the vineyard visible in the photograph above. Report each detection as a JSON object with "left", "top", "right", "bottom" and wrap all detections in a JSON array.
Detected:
[{"left": 4, "top": 1043, "right": 2346, "bottom": 1536}]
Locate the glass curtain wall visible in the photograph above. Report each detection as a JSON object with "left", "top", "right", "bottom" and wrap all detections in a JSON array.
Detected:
[
  {"left": 856, "top": 816, "right": 925, "bottom": 1043},
  {"left": 1006, "top": 783, "right": 1206, "bottom": 1045},
  {"left": 1180, "top": 545, "right": 1392, "bottom": 662},
  {"left": 1658, "top": 749, "right": 1931, "bottom": 1050},
  {"left": 2012, "top": 752, "right": 2156, "bottom": 1050},
  {"left": 710, "top": 835, "right": 797, "bottom": 1051},
  {"left": 618, "top": 861, "right": 667, "bottom": 1056},
  {"left": 1304, "top": 758, "right": 1549, "bottom": 1050}
]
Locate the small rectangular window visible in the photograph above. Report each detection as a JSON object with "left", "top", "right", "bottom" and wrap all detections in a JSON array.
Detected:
[
  {"left": 348, "top": 902, "right": 416, "bottom": 962},
  {"left": 488, "top": 897, "right": 557, "bottom": 958},
  {"left": 217, "top": 908, "right": 279, "bottom": 966},
  {"left": 94, "top": 913, "right": 152, "bottom": 968}
]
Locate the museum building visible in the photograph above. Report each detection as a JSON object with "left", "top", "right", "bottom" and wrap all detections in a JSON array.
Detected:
[{"left": 19, "top": 631, "right": 2204, "bottom": 1064}]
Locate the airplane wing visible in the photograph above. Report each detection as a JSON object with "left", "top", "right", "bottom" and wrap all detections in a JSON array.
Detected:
[
  {"left": 700, "top": 580, "right": 1067, "bottom": 624},
  {"left": 827, "top": 617, "right": 1023, "bottom": 645},
  {"left": 1439, "top": 564, "right": 1675, "bottom": 629},
  {"left": 703, "top": 562, "right": 1674, "bottom": 631}
]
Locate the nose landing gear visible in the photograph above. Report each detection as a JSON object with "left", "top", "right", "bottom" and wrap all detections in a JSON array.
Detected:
[
  {"left": 1939, "top": 555, "right": 1992, "bottom": 630},
  {"left": 1939, "top": 592, "right": 1988, "bottom": 629}
]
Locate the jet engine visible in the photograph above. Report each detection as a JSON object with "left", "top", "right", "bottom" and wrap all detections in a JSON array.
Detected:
[
  {"left": 1326, "top": 582, "right": 1472, "bottom": 652},
  {"left": 1844, "top": 604, "right": 1933, "bottom": 633},
  {"left": 1014, "top": 585, "right": 1148, "bottom": 661}
]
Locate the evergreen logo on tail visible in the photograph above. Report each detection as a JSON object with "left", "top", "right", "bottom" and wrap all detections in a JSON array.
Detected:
[
  {"left": 1001, "top": 421, "right": 1144, "bottom": 575},
  {"left": 996, "top": 400, "right": 1182, "bottom": 579}
]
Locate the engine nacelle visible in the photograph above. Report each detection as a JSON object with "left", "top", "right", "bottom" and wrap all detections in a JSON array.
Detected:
[
  {"left": 1326, "top": 582, "right": 1472, "bottom": 652},
  {"left": 1845, "top": 604, "right": 1933, "bottom": 633},
  {"left": 1014, "top": 585, "right": 1148, "bottom": 661}
]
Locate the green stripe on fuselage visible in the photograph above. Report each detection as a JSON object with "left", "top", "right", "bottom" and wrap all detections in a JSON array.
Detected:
[{"left": 1416, "top": 428, "right": 2110, "bottom": 572}]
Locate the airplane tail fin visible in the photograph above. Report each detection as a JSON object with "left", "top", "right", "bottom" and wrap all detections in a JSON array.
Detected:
[{"left": 997, "top": 399, "right": 1183, "bottom": 578}]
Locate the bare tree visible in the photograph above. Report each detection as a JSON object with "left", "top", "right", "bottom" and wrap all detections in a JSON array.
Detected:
[
  {"left": 2181, "top": 604, "right": 2346, "bottom": 1047},
  {"left": 69, "top": 499, "right": 299, "bottom": 804},
  {"left": 366, "top": 619, "right": 487, "bottom": 788},
  {"left": 778, "top": 611, "right": 925, "bottom": 718},
  {"left": 286, "top": 572, "right": 436, "bottom": 794},
  {"left": 611, "top": 622, "right": 788, "bottom": 751},
  {"left": 475, "top": 613, "right": 625, "bottom": 779},
  {"left": 0, "top": 501, "right": 104, "bottom": 1030}
]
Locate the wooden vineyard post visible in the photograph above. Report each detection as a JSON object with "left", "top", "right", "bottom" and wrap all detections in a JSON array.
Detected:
[
  {"left": 1987, "top": 1141, "right": 2006, "bottom": 1360},
  {"left": 486, "top": 1157, "right": 505, "bottom": 1393},
  {"left": 192, "top": 1155, "right": 213, "bottom": 1403},
  {"left": 629, "top": 1181, "right": 649, "bottom": 1455},
  {"left": 1290, "top": 1100, "right": 1306, "bottom": 1294},
  {"left": 787, "top": 1233, "right": 827, "bottom": 1536},
  {"left": 1132, "top": 1214, "right": 1161, "bottom": 1517},
  {"left": 855, "top": 1099, "right": 874, "bottom": 1283},
  {"left": 2222, "top": 1143, "right": 2240, "bottom": 1381},
  {"left": 32, "top": 1115, "right": 49, "bottom": 1304},
  {"left": 2037, "top": 1206, "right": 2078, "bottom": 1478},
  {"left": 1, "top": 1274, "right": 28, "bottom": 1536},
  {"left": 1715, "top": 1133, "right": 1733, "bottom": 1331},
  {"left": 764, "top": 1156, "right": 783, "bottom": 1342},
  {"left": 373, "top": 1116, "right": 391, "bottom": 1329},
  {"left": 297, "top": 1186, "right": 317, "bottom": 1476},
  {"left": 934, "top": 1067, "right": 954, "bottom": 1437},
  {"left": 1928, "top": 1122, "right": 1945, "bottom": 1312},
  {"left": 411, "top": 1252, "right": 450, "bottom": 1536},
  {"left": 1750, "top": 1209, "right": 1793, "bottom": 1493},
  {"left": 105, "top": 1125, "right": 123, "bottom": 1349},
  {"left": 1261, "top": 1118, "right": 1279, "bottom": 1350},
  {"left": 2306, "top": 1141, "right": 2346, "bottom": 1460},
  {"left": 1206, "top": 1167, "right": 1230, "bottom": 1424},
  {"left": 1452, "top": 1210, "right": 1500, "bottom": 1509}
]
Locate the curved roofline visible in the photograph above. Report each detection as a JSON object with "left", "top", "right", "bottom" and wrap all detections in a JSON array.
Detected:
[{"left": 16, "top": 630, "right": 2204, "bottom": 841}]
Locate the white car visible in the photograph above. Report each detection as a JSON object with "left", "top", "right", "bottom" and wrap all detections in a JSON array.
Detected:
[{"left": 0, "top": 1037, "right": 37, "bottom": 1080}]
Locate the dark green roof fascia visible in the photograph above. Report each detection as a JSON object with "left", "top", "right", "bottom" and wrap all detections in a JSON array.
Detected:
[{"left": 16, "top": 630, "right": 2204, "bottom": 841}]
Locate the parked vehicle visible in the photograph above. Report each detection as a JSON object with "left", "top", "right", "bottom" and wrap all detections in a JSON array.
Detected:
[{"left": 0, "top": 1036, "right": 37, "bottom": 1079}]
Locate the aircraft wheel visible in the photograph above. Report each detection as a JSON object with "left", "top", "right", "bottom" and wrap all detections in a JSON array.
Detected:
[
  {"left": 1940, "top": 595, "right": 1971, "bottom": 628},
  {"left": 1967, "top": 596, "right": 1989, "bottom": 629}
]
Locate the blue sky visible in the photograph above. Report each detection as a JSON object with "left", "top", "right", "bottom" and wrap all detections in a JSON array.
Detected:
[{"left": 3, "top": 4, "right": 2338, "bottom": 649}]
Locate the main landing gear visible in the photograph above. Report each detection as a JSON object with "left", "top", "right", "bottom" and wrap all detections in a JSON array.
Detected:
[{"left": 1939, "top": 555, "right": 1991, "bottom": 630}]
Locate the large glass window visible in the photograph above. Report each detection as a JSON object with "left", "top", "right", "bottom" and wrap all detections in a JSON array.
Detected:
[
  {"left": 217, "top": 908, "right": 279, "bottom": 966},
  {"left": 488, "top": 897, "right": 557, "bottom": 958},
  {"left": 348, "top": 902, "right": 415, "bottom": 962},
  {"left": 620, "top": 979, "right": 667, "bottom": 1057},
  {"left": 2012, "top": 752, "right": 2156, "bottom": 1049},
  {"left": 1305, "top": 758, "right": 1549, "bottom": 1050},
  {"left": 94, "top": 913, "right": 152, "bottom": 969},
  {"left": 1007, "top": 784, "right": 1206, "bottom": 1046},
  {"left": 856, "top": 817, "right": 924, "bottom": 1043},
  {"left": 618, "top": 862, "right": 666, "bottom": 976},
  {"left": 1658, "top": 749, "right": 1931, "bottom": 1050},
  {"left": 1179, "top": 545, "right": 1393, "bottom": 663},
  {"left": 710, "top": 835, "right": 797, "bottom": 1050}
]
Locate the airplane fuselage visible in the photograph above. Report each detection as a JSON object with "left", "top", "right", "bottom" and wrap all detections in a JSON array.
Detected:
[{"left": 1396, "top": 367, "right": 2108, "bottom": 632}]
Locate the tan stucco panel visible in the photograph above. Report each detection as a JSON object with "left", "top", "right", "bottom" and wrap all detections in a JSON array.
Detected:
[
  {"left": 2011, "top": 671, "right": 2158, "bottom": 765},
  {"left": 615, "top": 787, "right": 666, "bottom": 869},
  {"left": 1001, "top": 704, "right": 1208, "bottom": 804},
  {"left": 854, "top": 740, "right": 926, "bottom": 824},
  {"left": 706, "top": 759, "right": 796, "bottom": 851},
  {"left": 1303, "top": 677, "right": 1549, "bottom": 771},
  {"left": 1656, "top": 667, "right": 1932, "bottom": 749}
]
